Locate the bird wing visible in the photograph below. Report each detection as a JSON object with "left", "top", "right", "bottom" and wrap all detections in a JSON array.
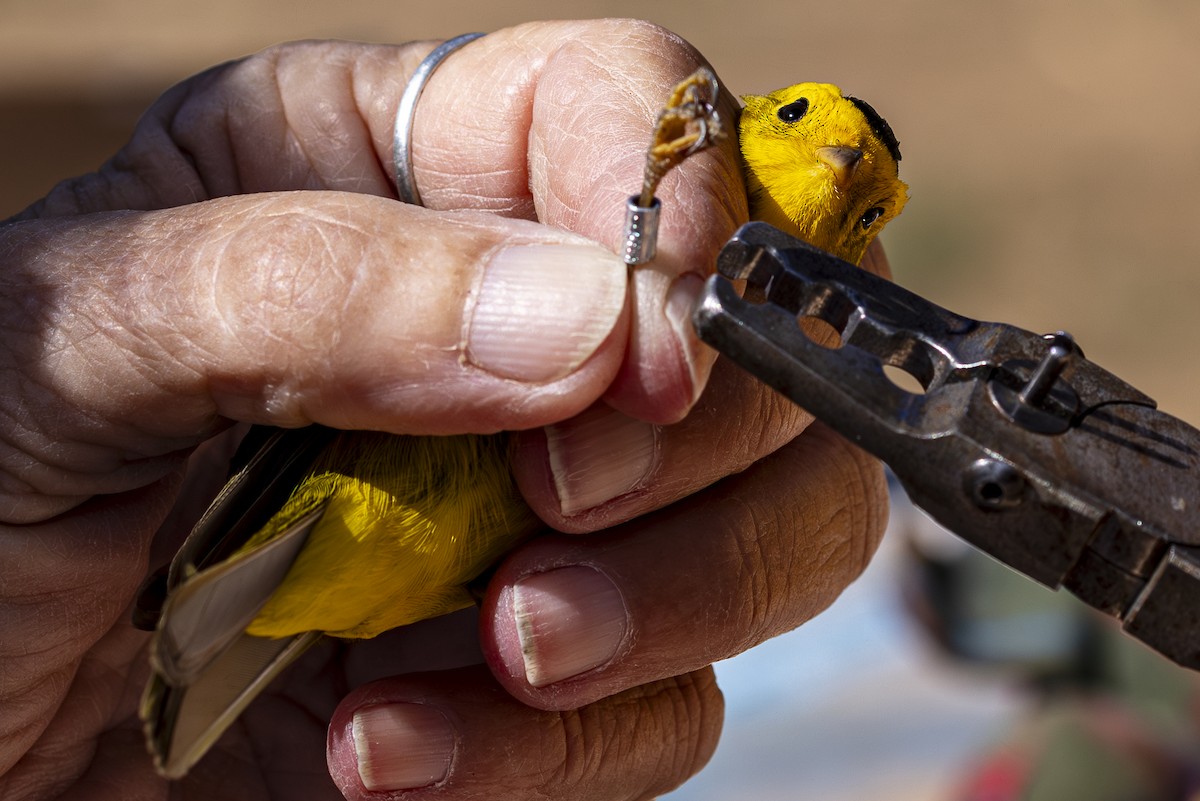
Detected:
[
  {"left": 141, "top": 495, "right": 328, "bottom": 780},
  {"left": 138, "top": 425, "right": 337, "bottom": 778},
  {"left": 151, "top": 502, "right": 327, "bottom": 684}
]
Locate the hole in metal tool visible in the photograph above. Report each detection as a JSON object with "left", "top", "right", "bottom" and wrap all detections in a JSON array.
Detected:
[
  {"left": 873, "top": 334, "right": 939, "bottom": 395},
  {"left": 883, "top": 363, "right": 928, "bottom": 395},
  {"left": 798, "top": 315, "right": 843, "bottom": 349},
  {"left": 792, "top": 283, "right": 854, "bottom": 349}
]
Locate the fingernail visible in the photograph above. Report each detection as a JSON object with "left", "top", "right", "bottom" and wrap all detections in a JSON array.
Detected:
[
  {"left": 352, "top": 704, "right": 455, "bottom": 791},
  {"left": 468, "top": 243, "right": 627, "bottom": 382},
  {"left": 514, "top": 566, "right": 628, "bottom": 687},
  {"left": 664, "top": 272, "right": 706, "bottom": 403},
  {"left": 546, "top": 404, "right": 658, "bottom": 516}
]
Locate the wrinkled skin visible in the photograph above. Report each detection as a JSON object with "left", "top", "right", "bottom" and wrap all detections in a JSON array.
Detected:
[{"left": 0, "top": 20, "right": 888, "bottom": 801}]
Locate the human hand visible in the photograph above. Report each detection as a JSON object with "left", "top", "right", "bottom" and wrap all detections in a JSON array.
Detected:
[{"left": 0, "top": 19, "right": 887, "bottom": 801}]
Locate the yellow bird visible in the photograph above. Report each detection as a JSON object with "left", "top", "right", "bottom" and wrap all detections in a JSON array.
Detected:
[
  {"left": 139, "top": 74, "right": 908, "bottom": 779},
  {"left": 138, "top": 428, "right": 540, "bottom": 777},
  {"left": 739, "top": 81, "right": 908, "bottom": 265}
]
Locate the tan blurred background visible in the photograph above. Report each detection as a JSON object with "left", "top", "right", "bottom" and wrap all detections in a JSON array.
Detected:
[{"left": 5, "top": 1, "right": 1199, "bottom": 798}]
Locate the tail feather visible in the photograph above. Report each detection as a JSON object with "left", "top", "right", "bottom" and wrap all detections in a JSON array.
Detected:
[{"left": 141, "top": 631, "right": 320, "bottom": 779}]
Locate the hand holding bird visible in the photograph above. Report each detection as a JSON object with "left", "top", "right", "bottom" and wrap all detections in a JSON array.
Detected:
[
  {"left": 138, "top": 64, "right": 909, "bottom": 778},
  {"left": 0, "top": 21, "right": 893, "bottom": 801}
]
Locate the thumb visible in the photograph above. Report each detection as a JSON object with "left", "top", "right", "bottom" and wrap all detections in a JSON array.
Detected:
[{"left": 1, "top": 191, "right": 629, "bottom": 523}]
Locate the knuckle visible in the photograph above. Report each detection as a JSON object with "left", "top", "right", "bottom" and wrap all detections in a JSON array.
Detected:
[
  {"left": 819, "top": 428, "right": 889, "bottom": 578},
  {"left": 721, "top": 497, "right": 782, "bottom": 645},
  {"left": 714, "top": 426, "right": 888, "bottom": 647},
  {"left": 594, "top": 19, "right": 700, "bottom": 69},
  {"left": 551, "top": 669, "right": 723, "bottom": 801},
  {"left": 712, "top": 388, "right": 799, "bottom": 471},
  {"left": 213, "top": 200, "right": 356, "bottom": 344},
  {"left": 789, "top": 430, "right": 888, "bottom": 610}
]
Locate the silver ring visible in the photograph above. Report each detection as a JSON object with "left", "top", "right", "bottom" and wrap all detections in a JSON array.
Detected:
[{"left": 393, "top": 33, "right": 485, "bottom": 206}]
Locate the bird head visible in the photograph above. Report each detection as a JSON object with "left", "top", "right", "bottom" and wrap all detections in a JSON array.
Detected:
[{"left": 739, "top": 82, "right": 909, "bottom": 265}]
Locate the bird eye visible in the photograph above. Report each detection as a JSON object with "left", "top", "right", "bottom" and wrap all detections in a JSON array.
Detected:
[
  {"left": 776, "top": 98, "right": 809, "bottom": 123},
  {"left": 860, "top": 207, "right": 885, "bottom": 229}
]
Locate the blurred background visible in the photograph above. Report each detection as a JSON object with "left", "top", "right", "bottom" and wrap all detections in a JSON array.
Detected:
[{"left": 5, "top": 1, "right": 1199, "bottom": 798}]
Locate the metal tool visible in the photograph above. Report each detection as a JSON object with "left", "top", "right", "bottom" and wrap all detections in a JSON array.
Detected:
[{"left": 693, "top": 221, "right": 1200, "bottom": 670}]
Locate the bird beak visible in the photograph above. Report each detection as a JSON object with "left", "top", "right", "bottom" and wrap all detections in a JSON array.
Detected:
[{"left": 816, "top": 146, "right": 863, "bottom": 190}]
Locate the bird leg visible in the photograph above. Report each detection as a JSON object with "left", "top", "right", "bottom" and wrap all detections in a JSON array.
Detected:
[
  {"left": 638, "top": 66, "right": 726, "bottom": 207},
  {"left": 623, "top": 67, "right": 726, "bottom": 266}
]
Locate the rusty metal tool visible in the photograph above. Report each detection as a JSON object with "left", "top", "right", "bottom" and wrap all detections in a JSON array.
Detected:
[{"left": 694, "top": 221, "right": 1200, "bottom": 670}]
